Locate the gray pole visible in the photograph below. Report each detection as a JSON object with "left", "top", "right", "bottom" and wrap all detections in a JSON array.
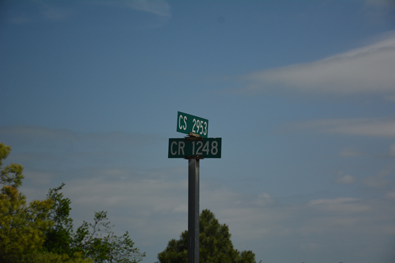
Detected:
[{"left": 188, "top": 158, "right": 199, "bottom": 263}]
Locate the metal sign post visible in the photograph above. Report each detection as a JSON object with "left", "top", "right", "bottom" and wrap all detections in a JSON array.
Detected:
[{"left": 188, "top": 158, "right": 199, "bottom": 263}]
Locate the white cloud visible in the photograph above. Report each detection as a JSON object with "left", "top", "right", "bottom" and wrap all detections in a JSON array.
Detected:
[
  {"left": 127, "top": 0, "right": 171, "bottom": 17},
  {"left": 94, "top": 0, "right": 171, "bottom": 18},
  {"left": 309, "top": 198, "right": 370, "bottom": 213},
  {"left": 5, "top": 1, "right": 73, "bottom": 24},
  {"left": 7, "top": 1, "right": 171, "bottom": 28},
  {"left": 390, "top": 144, "right": 395, "bottom": 157},
  {"left": 288, "top": 117, "right": 395, "bottom": 137},
  {"left": 39, "top": 4, "right": 73, "bottom": 21},
  {"left": 362, "top": 170, "right": 391, "bottom": 188},
  {"left": 386, "top": 95, "right": 395, "bottom": 101},
  {"left": 338, "top": 147, "right": 364, "bottom": 157},
  {"left": 364, "top": 0, "right": 395, "bottom": 21},
  {"left": 300, "top": 242, "right": 325, "bottom": 250},
  {"left": 8, "top": 15, "right": 31, "bottom": 25},
  {"left": 365, "top": 0, "right": 395, "bottom": 7},
  {"left": 0, "top": 126, "right": 161, "bottom": 150},
  {"left": 335, "top": 172, "right": 356, "bottom": 184},
  {"left": 66, "top": 176, "right": 188, "bottom": 214},
  {"left": 24, "top": 169, "right": 54, "bottom": 185},
  {"left": 241, "top": 32, "right": 395, "bottom": 96},
  {"left": 385, "top": 191, "right": 395, "bottom": 199}
]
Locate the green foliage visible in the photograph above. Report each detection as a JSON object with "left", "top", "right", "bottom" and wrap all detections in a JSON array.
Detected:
[
  {"left": 73, "top": 211, "right": 146, "bottom": 263},
  {"left": 0, "top": 143, "right": 145, "bottom": 263},
  {"left": 157, "top": 209, "right": 257, "bottom": 263},
  {"left": 15, "top": 252, "right": 93, "bottom": 263},
  {"left": 43, "top": 184, "right": 146, "bottom": 263},
  {"left": 0, "top": 143, "right": 54, "bottom": 263},
  {"left": 43, "top": 183, "right": 75, "bottom": 256},
  {"left": 0, "top": 143, "right": 24, "bottom": 188}
]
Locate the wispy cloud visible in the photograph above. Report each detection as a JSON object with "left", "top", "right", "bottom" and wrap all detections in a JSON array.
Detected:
[
  {"left": 335, "top": 171, "right": 356, "bottom": 185},
  {"left": 364, "top": 0, "right": 395, "bottom": 25},
  {"left": 6, "top": 1, "right": 171, "bottom": 27},
  {"left": 91, "top": 0, "right": 172, "bottom": 29},
  {"left": 5, "top": 1, "right": 73, "bottom": 24},
  {"left": 0, "top": 126, "right": 165, "bottom": 177},
  {"left": 338, "top": 147, "right": 365, "bottom": 157},
  {"left": 0, "top": 126, "right": 160, "bottom": 148},
  {"left": 240, "top": 32, "right": 395, "bottom": 96},
  {"left": 8, "top": 15, "right": 31, "bottom": 25},
  {"left": 287, "top": 117, "right": 395, "bottom": 137},
  {"left": 93, "top": 0, "right": 171, "bottom": 17},
  {"left": 390, "top": 144, "right": 395, "bottom": 157},
  {"left": 309, "top": 197, "right": 370, "bottom": 213},
  {"left": 365, "top": 0, "right": 395, "bottom": 7},
  {"left": 38, "top": 3, "right": 73, "bottom": 21},
  {"left": 127, "top": 0, "right": 171, "bottom": 17},
  {"left": 362, "top": 170, "right": 391, "bottom": 189}
]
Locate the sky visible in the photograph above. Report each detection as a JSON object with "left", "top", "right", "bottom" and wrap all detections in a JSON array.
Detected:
[{"left": 1, "top": 0, "right": 395, "bottom": 262}]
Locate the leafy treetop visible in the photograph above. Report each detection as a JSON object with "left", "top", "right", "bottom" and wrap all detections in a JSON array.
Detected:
[
  {"left": 0, "top": 143, "right": 24, "bottom": 188},
  {"left": 0, "top": 143, "right": 145, "bottom": 263},
  {"left": 157, "top": 209, "right": 257, "bottom": 263}
]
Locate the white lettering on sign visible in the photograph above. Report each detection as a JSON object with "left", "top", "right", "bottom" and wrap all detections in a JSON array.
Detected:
[
  {"left": 170, "top": 140, "right": 185, "bottom": 156},
  {"left": 211, "top": 141, "right": 218, "bottom": 155},
  {"left": 202, "top": 141, "right": 209, "bottom": 155},
  {"left": 178, "top": 141, "right": 185, "bottom": 155},
  {"left": 191, "top": 140, "right": 219, "bottom": 156},
  {"left": 192, "top": 118, "right": 208, "bottom": 136},
  {"left": 178, "top": 115, "right": 187, "bottom": 131},
  {"left": 170, "top": 141, "right": 177, "bottom": 155}
]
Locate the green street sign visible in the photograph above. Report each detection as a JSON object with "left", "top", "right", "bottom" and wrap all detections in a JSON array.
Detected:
[
  {"left": 168, "top": 138, "right": 222, "bottom": 158},
  {"left": 177, "top": 111, "right": 209, "bottom": 138}
]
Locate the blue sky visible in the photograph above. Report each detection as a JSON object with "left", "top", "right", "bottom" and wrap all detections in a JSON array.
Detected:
[{"left": 1, "top": 1, "right": 395, "bottom": 262}]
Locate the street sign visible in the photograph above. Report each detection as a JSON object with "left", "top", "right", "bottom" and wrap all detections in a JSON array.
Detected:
[
  {"left": 177, "top": 111, "right": 209, "bottom": 138},
  {"left": 170, "top": 112, "right": 221, "bottom": 263},
  {"left": 168, "top": 138, "right": 221, "bottom": 158}
]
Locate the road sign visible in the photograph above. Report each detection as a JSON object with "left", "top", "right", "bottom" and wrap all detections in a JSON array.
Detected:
[
  {"left": 170, "top": 112, "right": 220, "bottom": 263},
  {"left": 177, "top": 111, "right": 209, "bottom": 138},
  {"left": 168, "top": 138, "right": 221, "bottom": 158}
]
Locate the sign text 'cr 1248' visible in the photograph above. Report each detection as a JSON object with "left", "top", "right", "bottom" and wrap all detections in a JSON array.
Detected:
[{"left": 168, "top": 138, "right": 221, "bottom": 158}]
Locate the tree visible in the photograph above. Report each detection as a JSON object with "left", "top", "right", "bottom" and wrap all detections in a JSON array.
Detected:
[
  {"left": 0, "top": 143, "right": 24, "bottom": 188},
  {"left": 0, "top": 143, "right": 54, "bottom": 262},
  {"left": 43, "top": 183, "right": 75, "bottom": 256},
  {"left": 44, "top": 184, "right": 146, "bottom": 263},
  {"left": 0, "top": 143, "right": 144, "bottom": 263},
  {"left": 157, "top": 209, "right": 257, "bottom": 263},
  {"left": 25, "top": 252, "right": 93, "bottom": 263},
  {"left": 71, "top": 211, "right": 146, "bottom": 263}
]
